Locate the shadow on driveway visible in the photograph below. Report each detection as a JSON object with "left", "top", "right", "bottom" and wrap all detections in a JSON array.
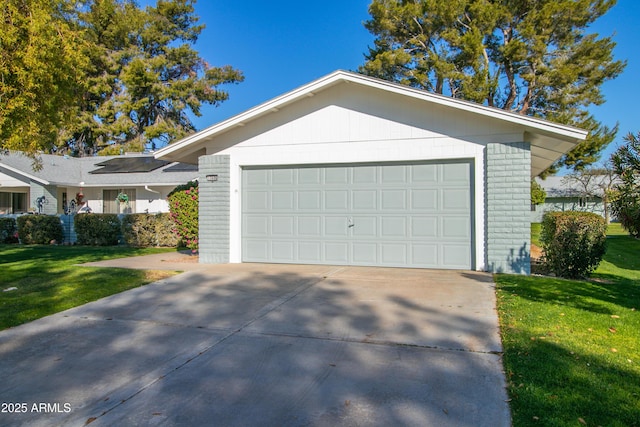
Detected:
[{"left": 0, "top": 264, "right": 511, "bottom": 426}]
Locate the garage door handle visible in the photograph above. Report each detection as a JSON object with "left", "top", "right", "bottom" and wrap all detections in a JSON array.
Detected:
[{"left": 348, "top": 217, "right": 354, "bottom": 228}]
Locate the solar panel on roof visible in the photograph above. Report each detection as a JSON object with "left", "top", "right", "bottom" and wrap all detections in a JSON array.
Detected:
[
  {"left": 163, "top": 162, "right": 198, "bottom": 172},
  {"left": 89, "top": 157, "right": 170, "bottom": 174}
]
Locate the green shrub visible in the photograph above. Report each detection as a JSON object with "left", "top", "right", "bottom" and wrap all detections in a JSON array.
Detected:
[
  {"left": 16, "top": 215, "right": 64, "bottom": 244},
  {"left": 541, "top": 211, "right": 607, "bottom": 279},
  {"left": 610, "top": 188, "right": 640, "bottom": 238},
  {"left": 155, "top": 213, "right": 182, "bottom": 247},
  {"left": 0, "top": 217, "right": 18, "bottom": 243},
  {"left": 168, "top": 181, "right": 198, "bottom": 251},
  {"left": 122, "top": 213, "right": 180, "bottom": 247},
  {"left": 74, "top": 214, "right": 121, "bottom": 246}
]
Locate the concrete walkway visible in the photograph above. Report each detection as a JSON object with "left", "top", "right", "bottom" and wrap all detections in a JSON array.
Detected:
[{"left": 0, "top": 259, "right": 511, "bottom": 426}]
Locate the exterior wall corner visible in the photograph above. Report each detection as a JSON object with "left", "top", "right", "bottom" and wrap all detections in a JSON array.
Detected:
[
  {"left": 485, "top": 142, "right": 531, "bottom": 274},
  {"left": 198, "top": 155, "right": 231, "bottom": 264}
]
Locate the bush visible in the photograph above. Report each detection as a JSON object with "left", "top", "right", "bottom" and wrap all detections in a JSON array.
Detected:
[
  {"left": 610, "top": 188, "right": 640, "bottom": 238},
  {"left": 168, "top": 181, "right": 198, "bottom": 251},
  {"left": 74, "top": 214, "right": 121, "bottom": 246},
  {"left": 122, "top": 213, "right": 180, "bottom": 247},
  {"left": 540, "top": 211, "right": 607, "bottom": 279},
  {"left": 16, "top": 215, "right": 64, "bottom": 244},
  {"left": 0, "top": 217, "right": 18, "bottom": 244}
]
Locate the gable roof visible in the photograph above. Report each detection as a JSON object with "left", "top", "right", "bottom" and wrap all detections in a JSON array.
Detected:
[
  {"left": 155, "top": 70, "right": 588, "bottom": 177},
  {"left": 0, "top": 152, "right": 197, "bottom": 187}
]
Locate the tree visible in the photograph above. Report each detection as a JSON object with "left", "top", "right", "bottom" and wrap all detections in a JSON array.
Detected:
[
  {"left": 562, "top": 166, "right": 616, "bottom": 223},
  {"left": 360, "top": 0, "right": 625, "bottom": 175},
  {"left": 531, "top": 180, "right": 546, "bottom": 206},
  {"left": 64, "top": 0, "right": 244, "bottom": 155},
  {"left": 0, "top": 0, "right": 89, "bottom": 162},
  {"left": 610, "top": 132, "right": 640, "bottom": 237},
  {"left": 1, "top": 0, "right": 244, "bottom": 157}
]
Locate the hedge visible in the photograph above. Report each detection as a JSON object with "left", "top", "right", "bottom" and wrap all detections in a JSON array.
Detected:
[
  {"left": 0, "top": 217, "right": 18, "bottom": 244},
  {"left": 121, "top": 213, "right": 181, "bottom": 247},
  {"left": 74, "top": 214, "right": 121, "bottom": 246},
  {"left": 540, "top": 211, "right": 607, "bottom": 279},
  {"left": 16, "top": 215, "right": 64, "bottom": 245}
]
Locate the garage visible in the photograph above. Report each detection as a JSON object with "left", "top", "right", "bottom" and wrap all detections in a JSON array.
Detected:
[
  {"left": 156, "top": 70, "right": 588, "bottom": 274},
  {"left": 242, "top": 161, "right": 472, "bottom": 269}
]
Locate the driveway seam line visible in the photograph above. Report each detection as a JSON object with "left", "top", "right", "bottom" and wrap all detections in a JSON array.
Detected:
[{"left": 236, "top": 329, "right": 504, "bottom": 355}]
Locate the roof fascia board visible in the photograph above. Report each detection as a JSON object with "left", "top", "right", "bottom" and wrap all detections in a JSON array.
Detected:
[{"left": 0, "top": 163, "right": 50, "bottom": 185}]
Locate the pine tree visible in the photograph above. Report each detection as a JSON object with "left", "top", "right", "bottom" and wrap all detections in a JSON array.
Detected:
[{"left": 360, "top": 0, "right": 625, "bottom": 175}]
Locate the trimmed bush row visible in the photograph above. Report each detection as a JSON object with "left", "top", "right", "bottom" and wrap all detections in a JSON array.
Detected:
[
  {"left": 2, "top": 213, "right": 180, "bottom": 247},
  {"left": 540, "top": 211, "right": 607, "bottom": 279},
  {"left": 17, "top": 215, "right": 64, "bottom": 245}
]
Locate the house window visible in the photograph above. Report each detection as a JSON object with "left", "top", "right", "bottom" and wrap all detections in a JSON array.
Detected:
[
  {"left": 531, "top": 203, "right": 537, "bottom": 212},
  {"left": 0, "top": 192, "right": 27, "bottom": 214},
  {"left": 579, "top": 197, "right": 587, "bottom": 207},
  {"left": 103, "top": 189, "right": 136, "bottom": 214}
]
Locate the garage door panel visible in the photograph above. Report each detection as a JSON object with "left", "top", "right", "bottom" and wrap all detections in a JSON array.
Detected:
[
  {"left": 411, "top": 244, "right": 439, "bottom": 267},
  {"left": 324, "top": 217, "right": 348, "bottom": 236},
  {"left": 442, "top": 216, "right": 471, "bottom": 239},
  {"left": 352, "top": 190, "right": 377, "bottom": 210},
  {"left": 299, "top": 168, "right": 321, "bottom": 184},
  {"left": 411, "top": 217, "right": 438, "bottom": 238},
  {"left": 381, "top": 189, "right": 407, "bottom": 210},
  {"left": 325, "top": 243, "right": 348, "bottom": 263},
  {"left": 381, "top": 243, "right": 408, "bottom": 264},
  {"left": 442, "top": 162, "right": 470, "bottom": 183},
  {"left": 298, "top": 216, "right": 321, "bottom": 236},
  {"left": 325, "top": 190, "right": 349, "bottom": 210},
  {"left": 442, "top": 189, "right": 470, "bottom": 210},
  {"left": 352, "top": 242, "right": 377, "bottom": 263},
  {"left": 245, "top": 216, "right": 269, "bottom": 236},
  {"left": 244, "top": 240, "right": 269, "bottom": 261},
  {"left": 272, "top": 217, "right": 295, "bottom": 236},
  {"left": 381, "top": 217, "right": 407, "bottom": 237},
  {"left": 325, "top": 167, "right": 349, "bottom": 184},
  {"left": 298, "top": 191, "right": 321, "bottom": 210},
  {"left": 442, "top": 244, "right": 472, "bottom": 269},
  {"left": 271, "top": 241, "right": 295, "bottom": 261},
  {"left": 299, "top": 241, "right": 321, "bottom": 261},
  {"left": 242, "top": 161, "right": 472, "bottom": 269},
  {"left": 353, "top": 166, "right": 377, "bottom": 184},
  {"left": 412, "top": 164, "right": 438, "bottom": 182},
  {"left": 381, "top": 165, "right": 407, "bottom": 183},
  {"left": 272, "top": 191, "right": 294, "bottom": 210},
  {"left": 272, "top": 169, "right": 295, "bottom": 185},
  {"left": 246, "top": 191, "right": 268, "bottom": 210},
  {"left": 352, "top": 216, "right": 377, "bottom": 237},
  {"left": 411, "top": 189, "right": 438, "bottom": 210}
]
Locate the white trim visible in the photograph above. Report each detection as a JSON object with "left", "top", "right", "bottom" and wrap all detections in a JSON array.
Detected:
[
  {"left": 156, "top": 70, "right": 587, "bottom": 162},
  {"left": 0, "top": 164, "right": 50, "bottom": 185}
]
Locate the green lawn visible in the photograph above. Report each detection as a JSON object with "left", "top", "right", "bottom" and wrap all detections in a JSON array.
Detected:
[
  {"left": 0, "top": 245, "right": 179, "bottom": 330},
  {"left": 497, "top": 226, "right": 640, "bottom": 426}
]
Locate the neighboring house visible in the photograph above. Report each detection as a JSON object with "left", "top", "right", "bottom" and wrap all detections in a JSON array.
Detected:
[
  {"left": 156, "top": 70, "right": 587, "bottom": 274},
  {"left": 531, "top": 175, "right": 612, "bottom": 223},
  {"left": 0, "top": 152, "right": 197, "bottom": 215}
]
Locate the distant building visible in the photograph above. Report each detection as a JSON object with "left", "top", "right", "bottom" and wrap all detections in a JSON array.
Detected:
[
  {"left": 531, "top": 175, "right": 613, "bottom": 223},
  {"left": 0, "top": 151, "right": 197, "bottom": 215}
]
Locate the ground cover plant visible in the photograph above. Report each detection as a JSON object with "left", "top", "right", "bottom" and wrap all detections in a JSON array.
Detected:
[
  {"left": 0, "top": 245, "right": 178, "bottom": 330},
  {"left": 497, "top": 225, "right": 640, "bottom": 426}
]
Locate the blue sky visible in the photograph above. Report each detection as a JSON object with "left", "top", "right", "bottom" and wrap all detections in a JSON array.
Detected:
[{"left": 177, "top": 0, "right": 638, "bottom": 168}]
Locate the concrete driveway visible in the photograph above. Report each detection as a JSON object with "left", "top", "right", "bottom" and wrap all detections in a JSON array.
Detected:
[{"left": 0, "top": 263, "right": 511, "bottom": 426}]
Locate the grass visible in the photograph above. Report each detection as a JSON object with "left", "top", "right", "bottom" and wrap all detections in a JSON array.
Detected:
[
  {"left": 0, "top": 245, "right": 180, "bottom": 330},
  {"left": 497, "top": 226, "right": 640, "bottom": 426}
]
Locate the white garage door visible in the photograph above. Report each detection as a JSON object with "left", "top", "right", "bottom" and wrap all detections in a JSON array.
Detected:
[{"left": 242, "top": 161, "right": 472, "bottom": 269}]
